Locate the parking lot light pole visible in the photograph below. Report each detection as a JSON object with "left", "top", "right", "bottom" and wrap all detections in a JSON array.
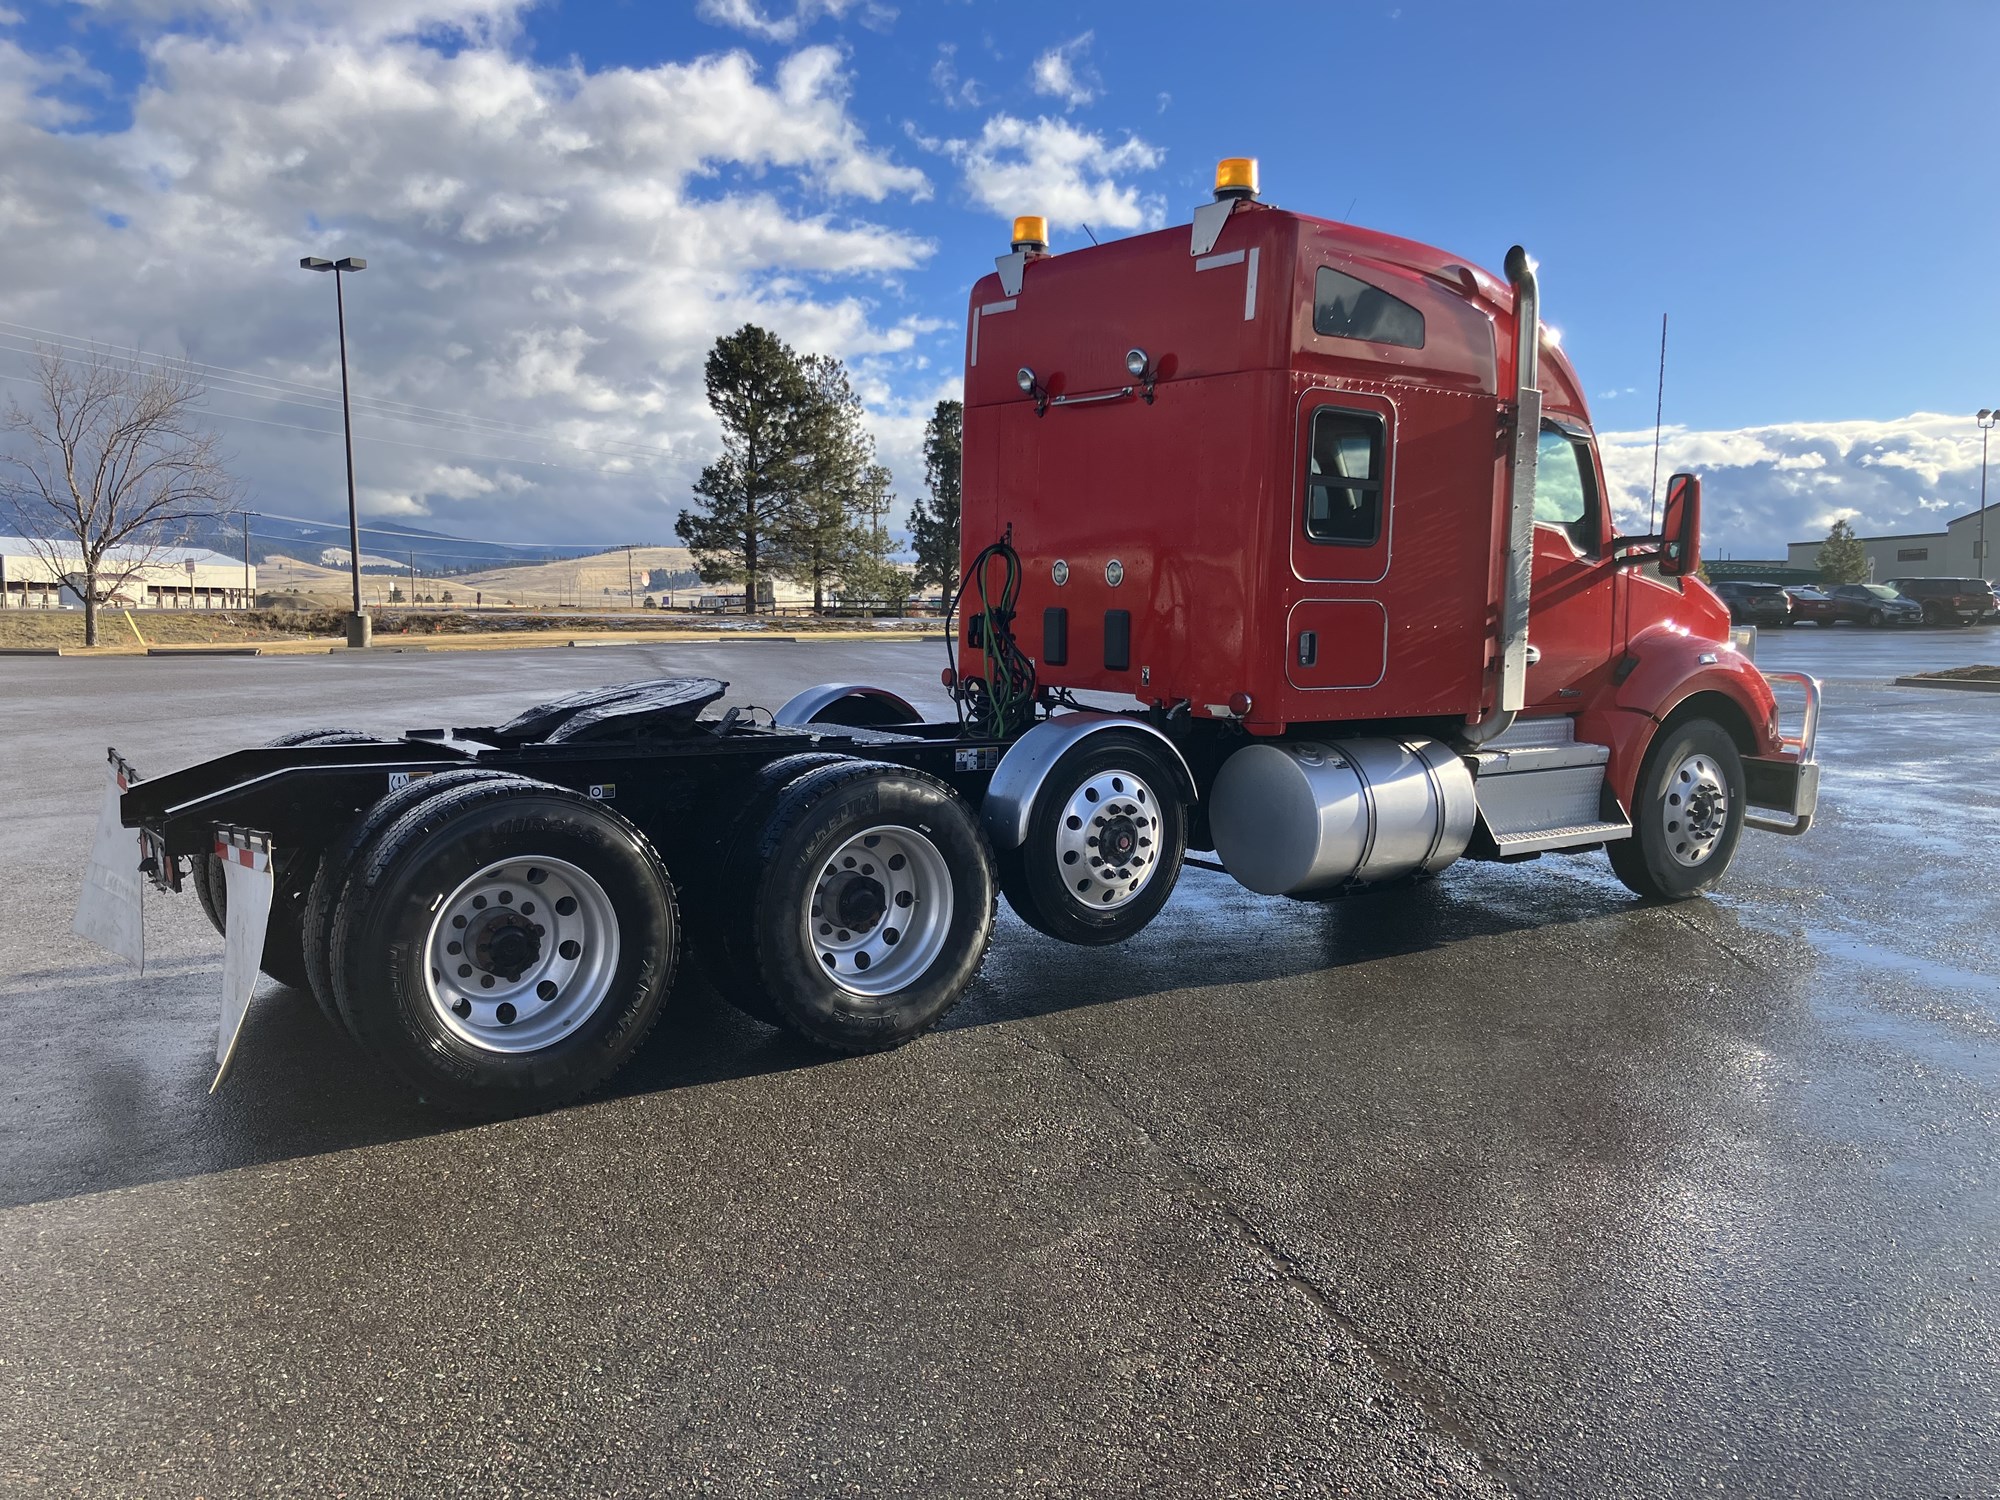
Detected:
[
  {"left": 300, "top": 255, "right": 369, "bottom": 647},
  {"left": 1978, "top": 409, "right": 1996, "bottom": 583}
]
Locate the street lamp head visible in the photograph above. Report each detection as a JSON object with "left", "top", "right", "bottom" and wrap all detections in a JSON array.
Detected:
[
  {"left": 1979, "top": 408, "right": 1995, "bottom": 425},
  {"left": 300, "top": 256, "right": 333, "bottom": 271},
  {"left": 334, "top": 257, "right": 366, "bottom": 272},
  {"left": 300, "top": 256, "right": 365, "bottom": 272}
]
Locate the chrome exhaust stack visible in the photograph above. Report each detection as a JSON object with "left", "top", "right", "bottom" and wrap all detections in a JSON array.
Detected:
[{"left": 1462, "top": 245, "right": 1543, "bottom": 747}]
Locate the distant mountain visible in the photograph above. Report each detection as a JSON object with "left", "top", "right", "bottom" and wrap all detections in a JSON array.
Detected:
[{"left": 180, "top": 513, "right": 638, "bottom": 576}]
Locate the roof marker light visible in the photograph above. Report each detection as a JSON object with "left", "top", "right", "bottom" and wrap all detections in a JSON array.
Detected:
[{"left": 1011, "top": 215, "right": 1049, "bottom": 253}]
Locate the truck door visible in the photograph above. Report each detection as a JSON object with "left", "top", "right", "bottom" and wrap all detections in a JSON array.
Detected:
[{"left": 1525, "top": 425, "right": 1615, "bottom": 706}]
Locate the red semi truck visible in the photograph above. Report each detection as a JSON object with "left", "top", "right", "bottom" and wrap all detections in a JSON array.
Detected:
[{"left": 75, "top": 158, "right": 1819, "bottom": 1114}]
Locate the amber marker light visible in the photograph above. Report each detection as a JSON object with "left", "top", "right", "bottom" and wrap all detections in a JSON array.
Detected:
[
  {"left": 1213, "top": 157, "right": 1259, "bottom": 200},
  {"left": 1011, "top": 215, "right": 1049, "bottom": 252}
]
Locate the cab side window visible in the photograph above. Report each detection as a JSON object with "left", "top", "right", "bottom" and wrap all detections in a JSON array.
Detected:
[
  {"left": 1535, "top": 428, "right": 1601, "bottom": 553},
  {"left": 1314, "top": 267, "right": 1425, "bottom": 350},
  {"left": 1305, "top": 407, "right": 1384, "bottom": 546}
]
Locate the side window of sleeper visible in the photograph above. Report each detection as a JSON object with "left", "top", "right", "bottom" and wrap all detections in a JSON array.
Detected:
[{"left": 1306, "top": 408, "right": 1385, "bottom": 546}]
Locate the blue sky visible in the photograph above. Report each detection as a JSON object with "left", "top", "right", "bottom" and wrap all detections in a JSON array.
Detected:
[{"left": 0, "top": 0, "right": 1993, "bottom": 558}]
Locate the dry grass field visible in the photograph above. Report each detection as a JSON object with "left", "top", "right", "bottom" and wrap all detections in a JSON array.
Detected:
[{"left": 260, "top": 546, "right": 701, "bottom": 611}]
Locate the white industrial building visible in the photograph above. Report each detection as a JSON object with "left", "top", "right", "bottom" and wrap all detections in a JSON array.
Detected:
[
  {"left": 1785, "top": 503, "right": 1997, "bottom": 582},
  {"left": 0, "top": 535, "right": 256, "bottom": 610}
]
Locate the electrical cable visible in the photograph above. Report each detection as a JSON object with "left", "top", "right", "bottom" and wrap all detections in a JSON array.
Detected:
[{"left": 943, "top": 530, "right": 1035, "bottom": 738}]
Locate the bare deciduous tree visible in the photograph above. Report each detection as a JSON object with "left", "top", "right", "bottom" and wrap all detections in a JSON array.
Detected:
[{"left": 1, "top": 345, "right": 236, "bottom": 645}]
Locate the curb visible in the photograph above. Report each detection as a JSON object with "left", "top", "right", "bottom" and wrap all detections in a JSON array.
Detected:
[
  {"left": 147, "top": 646, "right": 262, "bottom": 657},
  {"left": 0, "top": 646, "right": 64, "bottom": 656},
  {"left": 1893, "top": 675, "right": 2000, "bottom": 694}
]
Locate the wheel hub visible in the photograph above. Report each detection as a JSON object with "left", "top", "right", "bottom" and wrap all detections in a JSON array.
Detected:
[
  {"left": 1662, "top": 753, "right": 1730, "bottom": 868},
  {"left": 423, "top": 856, "right": 621, "bottom": 1054},
  {"left": 1053, "top": 770, "right": 1162, "bottom": 910},
  {"left": 470, "top": 910, "right": 542, "bottom": 980},
  {"left": 806, "top": 826, "right": 955, "bottom": 998}
]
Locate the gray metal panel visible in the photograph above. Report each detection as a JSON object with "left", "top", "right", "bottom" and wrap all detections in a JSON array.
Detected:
[
  {"left": 981, "top": 713, "right": 1195, "bottom": 851},
  {"left": 1475, "top": 763, "right": 1608, "bottom": 838},
  {"left": 772, "top": 683, "right": 920, "bottom": 729}
]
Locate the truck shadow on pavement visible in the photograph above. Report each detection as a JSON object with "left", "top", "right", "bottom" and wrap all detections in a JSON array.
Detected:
[{"left": 1, "top": 855, "right": 1758, "bottom": 1211}]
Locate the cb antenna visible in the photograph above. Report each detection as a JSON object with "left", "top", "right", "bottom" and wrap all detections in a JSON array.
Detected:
[
  {"left": 1080, "top": 222, "right": 1100, "bottom": 246},
  {"left": 1648, "top": 312, "right": 1668, "bottom": 533}
]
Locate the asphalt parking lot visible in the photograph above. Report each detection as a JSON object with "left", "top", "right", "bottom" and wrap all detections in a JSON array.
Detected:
[{"left": 2, "top": 627, "right": 1996, "bottom": 1497}]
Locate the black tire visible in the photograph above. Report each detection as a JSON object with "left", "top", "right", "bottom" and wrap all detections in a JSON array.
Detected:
[
  {"left": 329, "top": 778, "right": 680, "bottom": 1115},
  {"left": 1867, "top": 609, "right": 1884, "bottom": 627},
  {"left": 995, "top": 731, "right": 1188, "bottom": 946},
  {"left": 192, "top": 728, "right": 383, "bottom": 994},
  {"left": 730, "top": 761, "right": 994, "bottom": 1054},
  {"left": 300, "top": 767, "right": 529, "bottom": 1033},
  {"left": 1608, "top": 718, "right": 1747, "bottom": 902},
  {"left": 697, "top": 753, "right": 856, "bottom": 1029}
]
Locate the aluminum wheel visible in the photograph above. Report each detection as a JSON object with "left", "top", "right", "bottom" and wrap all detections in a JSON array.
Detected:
[
  {"left": 1054, "top": 769, "right": 1164, "bottom": 910},
  {"left": 1662, "top": 752, "right": 1730, "bottom": 868},
  {"left": 806, "top": 824, "right": 954, "bottom": 997},
  {"left": 424, "top": 855, "right": 621, "bottom": 1053}
]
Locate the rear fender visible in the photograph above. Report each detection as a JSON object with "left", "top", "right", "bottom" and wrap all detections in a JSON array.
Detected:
[{"left": 1582, "top": 624, "right": 1781, "bottom": 808}]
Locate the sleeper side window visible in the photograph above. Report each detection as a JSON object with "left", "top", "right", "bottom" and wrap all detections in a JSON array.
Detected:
[
  {"left": 1305, "top": 407, "right": 1384, "bottom": 546},
  {"left": 1534, "top": 428, "right": 1601, "bottom": 553},
  {"left": 1314, "top": 266, "right": 1425, "bottom": 349}
]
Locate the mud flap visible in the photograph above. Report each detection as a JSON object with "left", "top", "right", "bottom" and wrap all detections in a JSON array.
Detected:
[
  {"left": 73, "top": 753, "right": 145, "bottom": 968},
  {"left": 212, "top": 830, "right": 275, "bottom": 1093}
]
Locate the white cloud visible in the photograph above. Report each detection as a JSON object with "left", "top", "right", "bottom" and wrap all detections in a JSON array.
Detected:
[
  {"left": 1597, "top": 413, "right": 1994, "bottom": 557},
  {"left": 926, "top": 113, "right": 1164, "bottom": 234},
  {"left": 0, "top": 12, "right": 937, "bottom": 543},
  {"left": 1030, "top": 32, "right": 1097, "bottom": 109},
  {"left": 929, "top": 43, "right": 980, "bottom": 110},
  {"left": 696, "top": 0, "right": 893, "bottom": 44}
]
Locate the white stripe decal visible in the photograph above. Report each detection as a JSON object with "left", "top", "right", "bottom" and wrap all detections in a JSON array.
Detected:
[
  {"left": 981, "top": 299, "right": 1017, "bottom": 314},
  {"left": 969, "top": 308, "right": 979, "bottom": 367},
  {"left": 1194, "top": 250, "right": 1245, "bottom": 271},
  {"left": 1244, "top": 247, "right": 1261, "bottom": 321}
]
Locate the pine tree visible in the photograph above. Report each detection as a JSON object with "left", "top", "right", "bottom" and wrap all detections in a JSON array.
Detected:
[
  {"left": 675, "top": 325, "right": 813, "bottom": 615},
  {"left": 1817, "top": 518, "right": 1868, "bottom": 584},
  {"left": 910, "top": 399, "right": 962, "bottom": 593},
  {"left": 773, "top": 354, "right": 873, "bottom": 613},
  {"left": 840, "top": 463, "right": 910, "bottom": 614}
]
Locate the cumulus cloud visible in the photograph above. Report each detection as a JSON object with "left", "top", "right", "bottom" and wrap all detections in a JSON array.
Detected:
[
  {"left": 696, "top": 0, "right": 893, "bottom": 44},
  {"left": 1596, "top": 413, "right": 1994, "bottom": 558},
  {"left": 921, "top": 113, "right": 1164, "bottom": 234},
  {"left": 0, "top": 10, "right": 938, "bottom": 543},
  {"left": 1030, "top": 32, "right": 1097, "bottom": 109}
]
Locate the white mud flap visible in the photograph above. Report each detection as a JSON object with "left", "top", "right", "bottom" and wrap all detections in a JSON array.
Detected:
[
  {"left": 73, "top": 752, "right": 145, "bottom": 968},
  {"left": 212, "top": 830, "right": 275, "bottom": 1093}
]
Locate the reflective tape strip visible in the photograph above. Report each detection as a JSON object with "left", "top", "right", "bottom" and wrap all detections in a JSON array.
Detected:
[
  {"left": 1245, "top": 247, "right": 1260, "bottom": 321},
  {"left": 1194, "top": 250, "right": 1245, "bottom": 271}
]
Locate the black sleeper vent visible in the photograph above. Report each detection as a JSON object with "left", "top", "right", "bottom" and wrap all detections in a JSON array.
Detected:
[
  {"left": 1042, "top": 607, "right": 1068, "bottom": 666},
  {"left": 1103, "top": 609, "right": 1131, "bottom": 672}
]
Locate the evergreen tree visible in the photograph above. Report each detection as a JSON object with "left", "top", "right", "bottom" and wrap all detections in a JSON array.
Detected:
[
  {"left": 1817, "top": 518, "right": 1868, "bottom": 584},
  {"left": 675, "top": 325, "right": 813, "bottom": 615},
  {"left": 773, "top": 353, "right": 873, "bottom": 613},
  {"left": 842, "top": 463, "right": 911, "bottom": 614},
  {"left": 910, "top": 399, "right": 962, "bottom": 593}
]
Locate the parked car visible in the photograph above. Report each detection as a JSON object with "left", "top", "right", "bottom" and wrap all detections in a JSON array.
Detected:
[
  {"left": 1826, "top": 583, "right": 1924, "bottom": 627},
  {"left": 1883, "top": 576, "right": 2000, "bottom": 626},
  {"left": 1782, "top": 586, "right": 1839, "bottom": 626},
  {"left": 1712, "top": 581, "right": 1794, "bottom": 626}
]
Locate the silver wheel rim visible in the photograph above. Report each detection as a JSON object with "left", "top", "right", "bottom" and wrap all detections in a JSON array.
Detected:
[
  {"left": 1662, "top": 753, "right": 1730, "bottom": 868},
  {"left": 806, "top": 825, "right": 954, "bottom": 997},
  {"left": 1055, "top": 769, "right": 1164, "bottom": 910},
  {"left": 424, "top": 855, "right": 621, "bottom": 1053}
]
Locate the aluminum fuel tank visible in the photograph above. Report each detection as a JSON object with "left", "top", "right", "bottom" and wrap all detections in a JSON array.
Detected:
[{"left": 1209, "top": 737, "right": 1477, "bottom": 897}]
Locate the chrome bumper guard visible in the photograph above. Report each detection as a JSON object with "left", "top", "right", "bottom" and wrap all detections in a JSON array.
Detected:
[{"left": 1742, "top": 670, "right": 1821, "bottom": 835}]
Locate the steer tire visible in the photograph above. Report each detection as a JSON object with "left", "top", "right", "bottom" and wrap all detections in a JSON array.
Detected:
[
  {"left": 698, "top": 753, "right": 855, "bottom": 1030},
  {"left": 329, "top": 777, "right": 680, "bottom": 1116},
  {"left": 1608, "top": 718, "right": 1747, "bottom": 902},
  {"left": 193, "top": 728, "right": 383, "bottom": 996},
  {"left": 731, "top": 760, "right": 994, "bottom": 1054},
  {"left": 301, "top": 768, "right": 530, "bottom": 1034},
  {"left": 995, "top": 731, "right": 1188, "bottom": 947}
]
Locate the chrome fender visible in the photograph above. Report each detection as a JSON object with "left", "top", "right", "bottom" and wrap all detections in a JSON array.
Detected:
[{"left": 982, "top": 712, "right": 1196, "bottom": 852}]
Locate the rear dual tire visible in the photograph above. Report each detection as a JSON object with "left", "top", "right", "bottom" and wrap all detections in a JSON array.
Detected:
[
  {"left": 328, "top": 778, "right": 681, "bottom": 1115},
  {"left": 704, "top": 759, "right": 996, "bottom": 1053}
]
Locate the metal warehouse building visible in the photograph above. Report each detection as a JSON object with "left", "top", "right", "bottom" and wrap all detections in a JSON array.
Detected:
[{"left": 0, "top": 536, "right": 256, "bottom": 610}]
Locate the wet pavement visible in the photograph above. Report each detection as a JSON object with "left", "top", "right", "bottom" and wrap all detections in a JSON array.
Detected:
[{"left": 1, "top": 628, "right": 1995, "bottom": 1497}]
